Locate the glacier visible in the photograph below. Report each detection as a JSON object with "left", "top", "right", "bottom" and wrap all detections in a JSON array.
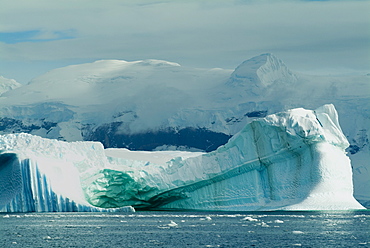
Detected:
[{"left": 0, "top": 104, "right": 364, "bottom": 212}]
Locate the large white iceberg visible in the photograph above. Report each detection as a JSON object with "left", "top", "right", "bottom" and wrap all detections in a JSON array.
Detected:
[{"left": 0, "top": 104, "right": 364, "bottom": 212}]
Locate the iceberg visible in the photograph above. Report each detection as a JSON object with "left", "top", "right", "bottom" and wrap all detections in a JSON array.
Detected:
[{"left": 0, "top": 104, "right": 364, "bottom": 212}]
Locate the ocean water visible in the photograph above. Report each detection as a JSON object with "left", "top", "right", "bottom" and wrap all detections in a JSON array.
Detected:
[{"left": 0, "top": 211, "right": 369, "bottom": 247}]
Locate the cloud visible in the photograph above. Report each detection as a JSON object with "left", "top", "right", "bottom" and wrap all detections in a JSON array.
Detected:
[
  {"left": 0, "top": 30, "right": 76, "bottom": 44},
  {"left": 0, "top": 0, "right": 369, "bottom": 83}
]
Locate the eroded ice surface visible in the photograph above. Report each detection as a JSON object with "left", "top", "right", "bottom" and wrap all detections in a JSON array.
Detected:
[
  {"left": 0, "top": 140, "right": 134, "bottom": 212},
  {"left": 0, "top": 104, "right": 364, "bottom": 212}
]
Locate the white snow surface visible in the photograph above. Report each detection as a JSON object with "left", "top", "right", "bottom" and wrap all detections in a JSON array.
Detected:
[
  {"left": 0, "top": 53, "right": 369, "bottom": 206},
  {"left": 0, "top": 105, "right": 364, "bottom": 211}
]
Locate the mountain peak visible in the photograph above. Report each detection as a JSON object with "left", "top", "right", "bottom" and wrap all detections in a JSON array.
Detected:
[
  {"left": 232, "top": 53, "right": 280, "bottom": 74},
  {"left": 227, "top": 53, "right": 297, "bottom": 91},
  {"left": 0, "top": 76, "right": 22, "bottom": 95}
]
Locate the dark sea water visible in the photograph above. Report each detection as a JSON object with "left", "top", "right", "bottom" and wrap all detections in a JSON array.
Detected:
[{"left": 0, "top": 211, "right": 369, "bottom": 247}]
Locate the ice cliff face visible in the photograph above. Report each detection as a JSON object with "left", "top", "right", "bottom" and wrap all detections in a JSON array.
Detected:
[
  {"left": 0, "top": 105, "right": 364, "bottom": 212},
  {"left": 0, "top": 54, "right": 369, "bottom": 207},
  {"left": 0, "top": 135, "right": 134, "bottom": 212}
]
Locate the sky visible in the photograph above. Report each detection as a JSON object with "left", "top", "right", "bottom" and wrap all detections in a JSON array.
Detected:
[{"left": 0, "top": 0, "right": 369, "bottom": 84}]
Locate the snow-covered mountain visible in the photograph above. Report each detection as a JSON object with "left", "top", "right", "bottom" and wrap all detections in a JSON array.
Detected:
[
  {"left": 0, "top": 76, "right": 21, "bottom": 96},
  {"left": 226, "top": 53, "right": 297, "bottom": 94},
  {"left": 0, "top": 53, "right": 369, "bottom": 207},
  {"left": 0, "top": 105, "right": 364, "bottom": 212}
]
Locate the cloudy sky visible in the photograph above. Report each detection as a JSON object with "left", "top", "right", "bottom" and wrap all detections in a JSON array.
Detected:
[{"left": 0, "top": 0, "right": 369, "bottom": 84}]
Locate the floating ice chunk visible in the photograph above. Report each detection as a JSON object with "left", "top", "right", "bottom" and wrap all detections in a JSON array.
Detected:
[
  {"left": 158, "top": 220, "right": 178, "bottom": 229},
  {"left": 168, "top": 220, "right": 178, "bottom": 227},
  {"left": 260, "top": 222, "right": 269, "bottom": 227},
  {"left": 200, "top": 216, "right": 212, "bottom": 221},
  {"left": 242, "top": 216, "right": 258, "bottom": 222}
]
